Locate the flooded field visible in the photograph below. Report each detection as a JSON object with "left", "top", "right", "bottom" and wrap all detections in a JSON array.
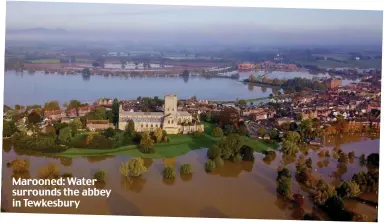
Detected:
[
  {"left": 4, "top": 71, "right": 275, "bottom": 107},
  {"left": 1, "top": 135, "right": 379, "bottom": 220}
]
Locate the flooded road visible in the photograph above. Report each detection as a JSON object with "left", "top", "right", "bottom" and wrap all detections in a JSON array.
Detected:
[{"left": 1, "top": 136, "right": 379, "bottom": 220}]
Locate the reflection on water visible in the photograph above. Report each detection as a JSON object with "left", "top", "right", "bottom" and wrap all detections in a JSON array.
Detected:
[
  {"left": 1, "top": 136, "right": 379, "bottom": 220},
  {"left": 121, "top": 176, "right": 146, "bottom": 193},
  {"left": 5, "top": 71, "right": 276, "bottom": 107}
]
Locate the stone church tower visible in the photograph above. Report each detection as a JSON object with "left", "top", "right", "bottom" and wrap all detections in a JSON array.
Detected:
[
  {"left": 163, "top": 94, "right": 179, "bottom": 134},
  {"left": 164, "top": 94, "right": 177, "bottom": 115}
]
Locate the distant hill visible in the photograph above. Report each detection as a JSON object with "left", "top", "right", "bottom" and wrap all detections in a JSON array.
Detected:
[{"left": 6, "top": 28, "right": 69, "bottom": 35}]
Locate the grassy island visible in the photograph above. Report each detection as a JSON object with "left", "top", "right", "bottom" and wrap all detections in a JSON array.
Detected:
[{"left": 57, "top": 122, "right": 277, "bottom": 158}]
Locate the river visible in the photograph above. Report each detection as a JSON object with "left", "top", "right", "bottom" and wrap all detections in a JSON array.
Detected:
[{"left": 1, "top": 135, "right": 379, "bottom": 220}]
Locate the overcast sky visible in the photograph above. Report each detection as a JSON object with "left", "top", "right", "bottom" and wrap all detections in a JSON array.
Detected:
[{"left": 5, "top": 1, "right": 383, "bottom": 46}]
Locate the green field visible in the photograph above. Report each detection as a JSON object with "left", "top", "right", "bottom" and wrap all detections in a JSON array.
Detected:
[
  {"left": 27, "top": 59, "right": 61, "bottom": 64},
  {"left": 57, "top": 122, "right": 277, "bottom": 159},
  {"left": 59, "top": 133, "right": 219, "bottom": 158},
  {"left": 243, "top": 137, "right": 279, "bottom": 153}
]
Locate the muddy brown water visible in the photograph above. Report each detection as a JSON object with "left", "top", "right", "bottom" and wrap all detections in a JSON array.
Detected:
[{"left": 1, "top": 135, "right": 379, "bottom": 220}]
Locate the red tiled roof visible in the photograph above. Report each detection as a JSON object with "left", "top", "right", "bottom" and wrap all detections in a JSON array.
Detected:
[
  {"left": 79, "top": 106, "right": 90, "bottom": 112},
  {"left": 44, "top": 110, "right": 63, "bottom": 116}
]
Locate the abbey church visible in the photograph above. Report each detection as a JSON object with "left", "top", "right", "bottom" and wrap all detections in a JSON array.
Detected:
[{"left": 118, "top": 95, "right": 204, "bottom": 134}]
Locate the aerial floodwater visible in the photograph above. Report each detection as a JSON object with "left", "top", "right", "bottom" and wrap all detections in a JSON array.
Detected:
[
  {"left": 4, "top": 70, "right": 276, "bottom": 106},
  {"left": 1, "top": 136, "right": 379, "bottom": 219},
  {"left": 4, "top": 70, "right": 358, "bottom": 107}
]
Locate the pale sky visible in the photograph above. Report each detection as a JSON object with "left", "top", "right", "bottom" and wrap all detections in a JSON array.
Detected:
[{"left": 5, "top": 1, "right": 384, "bottom": 46}]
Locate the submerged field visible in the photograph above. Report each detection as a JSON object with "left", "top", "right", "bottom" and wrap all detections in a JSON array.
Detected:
[{"left": 1, "top": 136, "right": 379, "bottom": 220}]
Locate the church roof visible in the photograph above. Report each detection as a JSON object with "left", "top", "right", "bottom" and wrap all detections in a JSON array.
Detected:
[
  {"left": 120, "top": 111, "right": 163, "bottom": 117},
  {"left": 178, "top": 111, "right": 191, "bottom": 116}
]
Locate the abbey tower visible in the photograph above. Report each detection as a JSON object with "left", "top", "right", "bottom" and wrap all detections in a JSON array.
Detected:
[
  {"left": 164, "top": 94, "right": 177, "bottom": 115},
  {"left": 163, "top": 94, "right": 179, "bottom": 134}
]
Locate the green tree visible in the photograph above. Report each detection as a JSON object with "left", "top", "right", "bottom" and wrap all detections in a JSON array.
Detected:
[
  {"left": 232, "top": 153, "right": 242, "bottom": 163},
  {"left": 102, "top": 128, "right": 116, "bottom": 138},
  {"left": 352, "top": 169, "right": 379, "bottom": 193},
  {"left": 205, "top": 159, "right": 216, "bottom": 172},
  {"left": 276, "top": 167, "right": 292, "bottom": 200},
  {"left": 241, "top": 145, "right": 254, "bottom": 161},
  {"left": 269, "top": 129, "right": 279, "bottom": 139},
  {"left": 154, "top": 127, "right": 163, "bottom": 143},
  {"left": 282, "top": 140, "right": 299, "bottom": 156},
  {"left": 112, "top": 99, "right": 119, "bottom": 128},
  {"left": 263, "top": 151, "right": 277, "bottom": 164},
  {"left": 180, "top": 164, "right": 192, "bottom": 174},
  {"left": 217, "top": 133, "right": 243, "bottom": 160},
  {"left": 285, "top": 131, "right": 301, "bottom": 144},
  {"left": 93, "top": 170, "right": 106, "bottom": 182},
  {"left": 213, "top": 157, "right": 224, "bottom": 168},
  {"left": 139, "top": 131, "right": 155, "bottom": 153},
  {"left": 163, "top": 166, "right": 176, "bottom": 179},
  {"left": 72, "top": 117, "right": 83, "bottom": 129},
  {"left": 126, "top": 120, "right": 135, "bottom": 135},
  {"left": 25, "top": 104, "right": 42, "bottom": 112},
  {"left": 312, "top": 180, "right": 337, "bottom": 205},
  {"left": 3, "top": 120, "right": 17, "bottom": 137},
  {"left": 106, "top": 110, "right": 113, "bottom": 123},
  {"left": 205, "top": 112, "right": 212, "bottom": 122},
  {"left": 44, "top": 101, "right": 60, "bottom": 111},
  {"left": 337, "top": 180, "right": 361, "bottom": 198},
  {"left": 127, "top": 158, "right": 147, "bottom": 177},
  {"left": 27, "top": 110, "right": 42, "bottom": 124},
  {"left": 58, "top": 126, "right": 72, "bottom": 145},
  {"left": 207, "top": 144, "right": 222, "bottom": 159},
  {"left": 86, "top": 107, "right": 107, "bottom": 120},
  {"left": 238, "top": 124, "right": 248, "bottom": 136},
  {"left": 66, "top": 100, "right": 81, "bottom": 110},
  {"left": 211, "top": 127, "right": 224, "bottom": 137},
  {"left": 300, "top": 119, "right": 313, "bottom": 139}
]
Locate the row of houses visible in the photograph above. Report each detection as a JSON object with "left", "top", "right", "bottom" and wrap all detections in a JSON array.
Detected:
[{"left": 43, "top": 105, "right": 101, "bottom": 121}]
